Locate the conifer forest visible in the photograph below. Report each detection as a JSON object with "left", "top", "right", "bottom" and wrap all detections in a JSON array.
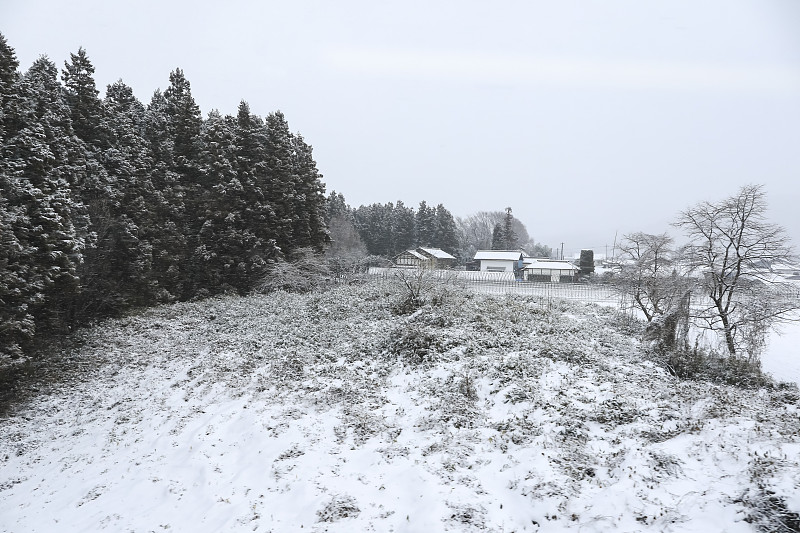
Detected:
[{"left": 0, "top": 34, "right": 478, "bottom": 360}]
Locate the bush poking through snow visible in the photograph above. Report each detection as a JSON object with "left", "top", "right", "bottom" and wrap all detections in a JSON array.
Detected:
[
  {"left": 662, "top": 344, "right": 773, "bottom": 389},
  {"left": 317, "top": 494, "right": 360, "bottom": 522},
  {"left": 259, "top": 248, "right": 332, "bottom": 294},
  {"left": 739, "top": 490, "right": 800, "bottom": 532},
  {"left": 387, "top": 323, "right": 440, "bottom": 366}
]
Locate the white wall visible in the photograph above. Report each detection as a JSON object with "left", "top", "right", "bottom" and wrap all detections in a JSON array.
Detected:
[{"left": 480, "top": 259, "right": 515, "bottom": 272}]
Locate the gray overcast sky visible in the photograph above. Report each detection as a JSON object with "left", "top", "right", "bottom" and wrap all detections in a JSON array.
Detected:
[{"left": 4, "top": 0, "right": 800, "bottom": 257}]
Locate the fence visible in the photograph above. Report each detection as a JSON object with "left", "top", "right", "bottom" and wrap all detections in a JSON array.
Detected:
[
  {"left": 367, "top": 267, "right": 626, "bottom": 307},
  {"left": 364, "top": 267, "right": 800, "bottom": 313}
]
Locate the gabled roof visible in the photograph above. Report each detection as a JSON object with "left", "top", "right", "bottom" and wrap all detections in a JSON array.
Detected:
[
  {"left": 771, "top": 262, "right": 800, "bottom": 272},
  {"left": 473, "top": 250, "right": 528, "bottom": 261},
  {"left": 395, "top": 249, "right": 427, "bottom": 260},
  {"left": 417, "top": 247, "right": 455, "bottom": 260}
]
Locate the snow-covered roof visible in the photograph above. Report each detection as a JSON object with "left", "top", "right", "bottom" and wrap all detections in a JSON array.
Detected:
[
  {"left": 473, "top": 250, "right": 527, "bottom": 261},
  {"left": 524, "top": 260, "right": 579, "bottom": 272},
  {"left": 396, "top": 249, "right": 426, "bottom": 260},
  {"left": 417, "top": 247, "right": 455, "bottom": 260},
  {"left": 771, "top": 262, "right": 800, "bottom": 273}
]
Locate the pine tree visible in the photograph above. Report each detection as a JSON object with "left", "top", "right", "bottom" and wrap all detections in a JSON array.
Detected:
[
  {"left": 415, "top": 201, "right": 436, "bottom": 247},
  {"left": 353, "top": 203, "right": 392, "bottom": 256},
  {"left": 264, "top": 111, "right": 296, "bottom": 251},
  {"left": 502, "top": 207, "right": 518, "bottom": 249},
  {"left": 61, "top": 47, "right": 104, "bottom": 148},
  {"left": 0, "top": 33, "right": 32, "bottom": 358},
  {"left": 97, "top": 80, "right": 156, "bottom": 307},
  {"left": 491, "top": 224, "right": 504, "bottom": 250},
  {"left": 234, "top": 101, "right": 278, "bottom": 284},
  {"left": 433, "top": 203, "right": 459, "bottom": 254},
  {"left": 392, "top": 200, "right": 416, "bottom": 254},
  {"left": 325, "top": 191, "right": 351, "bottom": 224},
  {"left": 61, "top": 48, "right": 143, "bottom": 321},
  {"left": 193, "top": 109, "right": 245, "bottom": 292},
  {"left": 163, "top": 69, "right": 203, "bottom": 297},
  {"left": 0, "top": 32, "right": 20, "bottom": 141},
  {"left": 290, "top": 133, "right": 329, "bottom": 251},
  {"left": 144, "top": 89, "right": 187, "bottom": 301},
  {"left": 163, "top": 68, "right": 201, "bottom": 172},
  {"left": 3, "top": 56, "right": 87, "bottom": 337}
]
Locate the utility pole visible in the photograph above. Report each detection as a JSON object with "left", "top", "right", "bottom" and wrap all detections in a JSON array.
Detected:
[{"left": 612, "top": 231, "right": 618, "bottom": 261}]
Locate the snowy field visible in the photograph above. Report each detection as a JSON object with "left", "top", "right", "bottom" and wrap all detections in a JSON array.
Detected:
[
  {"left": 763, "top": 319, "right": 800, "bottom": 387},
  {"left": 1, "top": 283, "right": 798, "bottom": 532}
]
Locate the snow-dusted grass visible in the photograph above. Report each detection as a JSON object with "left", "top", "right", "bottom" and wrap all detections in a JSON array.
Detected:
[{"left": 1, "top": 282, "right": 799, "bottom": 532}]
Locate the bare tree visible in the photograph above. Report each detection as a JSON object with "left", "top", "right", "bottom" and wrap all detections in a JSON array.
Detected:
[
  {"left": 674, "top": 184, "right": 798, "bottom": 360},
  {"left": 456, "top": 210, "right": 549, "bottom": 261},
  {"left": 615, "top": 232, "right": 688, "bottom": 322}
]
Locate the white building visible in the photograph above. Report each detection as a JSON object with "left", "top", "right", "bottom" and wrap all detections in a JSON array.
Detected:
[
  {"left": 473, "top": 250, "right": 530, "bottom": 273},
  {"left": 524, "top": 260, "right": 580, "bottom": 283},
  {"left": 772, "top": 262, "right": 800, "bottom": 279}
]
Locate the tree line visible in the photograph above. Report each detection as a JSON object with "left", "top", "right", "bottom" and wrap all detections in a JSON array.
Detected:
[
  {"left": 0, "top": 33, "right": 556, "bottom": 362},
  {"left": 326, "top": 195, "right": 552, "bottom": 264},
  {"left": 0, "top": 35, "right": 329, "bottom": 359}
]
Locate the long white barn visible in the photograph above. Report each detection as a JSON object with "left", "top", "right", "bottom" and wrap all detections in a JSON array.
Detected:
[
  {"left": 473, "top": 250, "right": 529, "bottom": 273},
  {"left": 472, "top": 250, "right": 579, "bottom": 282}
]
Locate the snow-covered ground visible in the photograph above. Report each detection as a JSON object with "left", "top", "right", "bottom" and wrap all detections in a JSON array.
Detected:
[{"left": 1, "top": 283, "right": 798, "bottom": 532}]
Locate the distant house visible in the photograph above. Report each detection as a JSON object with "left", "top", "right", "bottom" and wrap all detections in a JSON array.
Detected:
[
  {"left": 473, "top": 250, "right": 531, "bottom": 273},
  {"left": 524, "top": 260, "right": 580, "bottom": 283},
  {"left": 772, "top": 262, "right": 800, "bottom": 279},
  {"left": 416, "top": 247, "right": 457, "bottom": 269},
  {"left": 394, "top": 249, "right": 428, "bottom": 268},
  {"left": 393, "top": 247, "right": 456, "bottom": 269}
]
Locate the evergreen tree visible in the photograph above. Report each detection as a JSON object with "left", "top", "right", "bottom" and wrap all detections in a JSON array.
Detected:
[
  {"left": 0, "top": 33, "right": 30, "bottom": 358},
  {"left": 289, "top": 133, "right": 329, "bottom": 251},
  {"left": 0, "top": 32, "right": 20, "bottom": 140},
  {"left": 2, "top": 56, "right": 87, "bottom": 337},
  {"left": 353, "top": 204, "right": 381, "bottom": 256},
  {"left": 433, "top": 203, "right": 458, "bottom": 254},
  {"left": 502, "top": 207, "right": 518, "bottom": 249},
  {"left": 234, "top": 101, "right": 278, "bottom": 283},
  {"left": 163, "top": 68, "right": 201, "bottom": 171},
  {"left": 163, "top": 69, "right": 203, "bottom": 296},
  {"left": 61, "top": 47, "right": 104, "bottom": 148},
  {"left": 491, "top": 224, "right": 504, "bottom": 250},
  {"left": 144, "top": 89, "right": 187, "bottom": 301},
  {"left": 61, "top": 48, "right": 143, "bottom": 321},
  {"left": 325, "top": 191, "right": 351, "bottom": 224},
  {"left": 193, "top": 109, "right": 248, "bottom": 292},
  {"left": 97, "top": 80, "right": 156, "bottom": 307},
  {"left": 392, "top": 200, "right": 416, "bottom": 253},
  {"left": 415, "top": 201, "right": 436, "bottom": 246},
  {"left": 264, "top": 111, "right": 296, "bottom": 251}
]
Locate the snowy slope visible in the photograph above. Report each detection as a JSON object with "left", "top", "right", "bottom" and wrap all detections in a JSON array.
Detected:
[{"left": 1, "top": 284, "right": 798, "bottom": 532}]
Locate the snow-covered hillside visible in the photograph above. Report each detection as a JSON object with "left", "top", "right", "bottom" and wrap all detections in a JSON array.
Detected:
[{"left": 1, "top": 283, "right": 798, "bottom": 532}]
